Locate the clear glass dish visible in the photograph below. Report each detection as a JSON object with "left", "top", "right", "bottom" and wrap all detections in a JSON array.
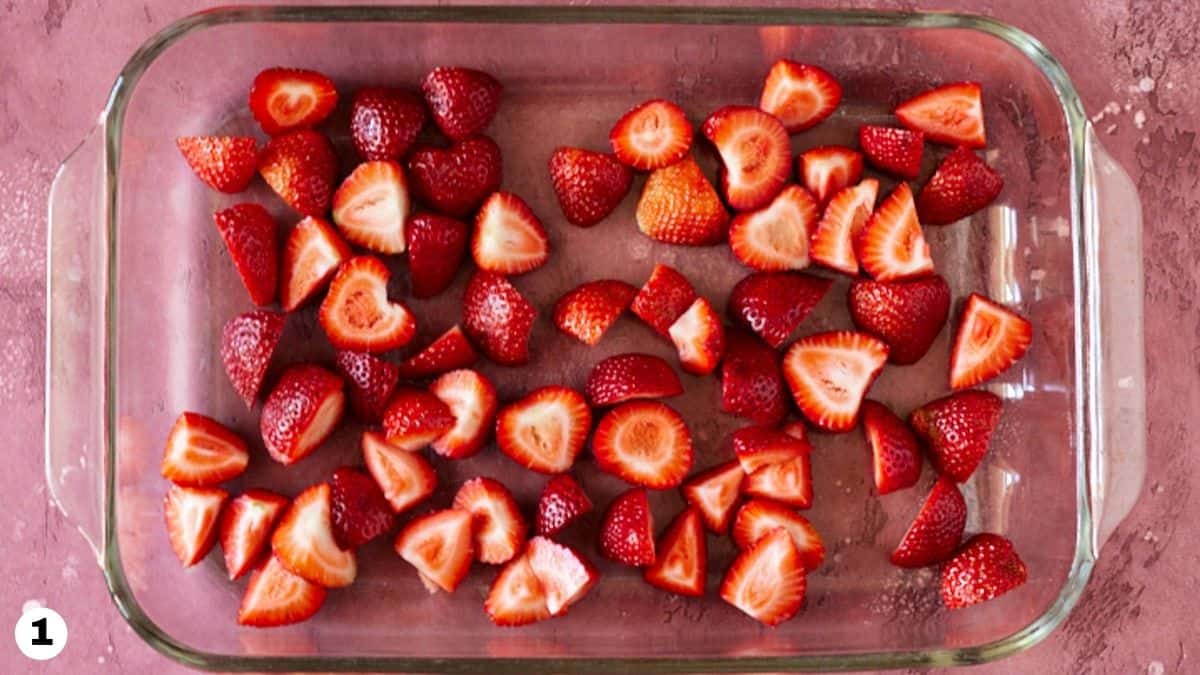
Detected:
[{"left": 45, "top": 6, "right": 1146, "bottom": 672}]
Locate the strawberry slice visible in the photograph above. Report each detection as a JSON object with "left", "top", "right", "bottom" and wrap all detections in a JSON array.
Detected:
[
  {"left": 909, "top": 390, "right": 1003, "bottom": 483},
  {"left": 462, "top": 270, "right": 537, "bottom": 366},
  {"left": 728, "top": 185, "right": 819, "bottom": 271},
  {"left": 720, "top": 528, "right": 806, "bottom": 626},
  {"left": 896, "top": 82, "right": 986, "bottom": 148},
  {"left": 382, "top": 386, "right": 456, "bottom": 452},
  {"left": 161, "top": 412, "right": 250, "bottom": 487},
  {"left": 536, "top": 474, "right": 593, "bottom": 537},
  {"left": 644, "top": 508, "right": 707, "bottom": 597},
  {"left": 759, "top": 60, "right": 841, "bottom": 133},
  {"left": 176, "top": 136, "right": 258, "bottom": 193},
  {"left": 609, "top": 99, "right": 693, "bottom": 171},
  {"left": 164, "top": 484, "right": 228, "bottom": 567},
  {"left": 258, "top": 129, "right": 337, "bottom": 217},
  {"left": 593, "top": 401, "right": 693, "bottom": 489},
  {"left": 701, "top": 106, "right": 791, "bottom": 211},
  {"left": 422, "top": 67, "right": 502, "bottom": 141},
  {"left": 428, "top": 369, "right": 498, "bottom": 459},
  {"left": 636, "top": 156, "right": 730, "bottom": 246},
  {"left": 809, "top": 178, "right": 879, "bottom": 276},
  {"left": 630, "top": 263, "right": 697, "bottom": 338},
  {"left": 858, "top": 125, "right": 924, "bottom": 179},
  {"left": 334, "top": 350, "right": 400, "bottom": 424},
  {"left": 890, "top": 477, "right": 967, "bottom": 567},
  {"left": 941, "top": 533, "right": 1028, "bottom": 609},
  {"left": 406, "top": 213, "right": 469, "bottom": 299},
  {"left": 526, "top": 536, "right": 600, "bottom": 615},
  {"left": 473, "top": 192, "right": 550, "bottom": 275},
  {"left": 407, "top": 136, "right": 502, "bottom": 218},
  {"left": 213, "top": 203, "right": 278, "bottom": 307},
  {"left": 453, "top": 477, "right": 528, "bottom": 564},
  {"left": 856, "top": 182, "right": 934, "bottom": 282},
  {"left": 798, "top": 146, "right": 863, "bottom": 206},
  {"left": 496, "top": 386, "right": 592, "bottom": 474},
  {"left": 249, "top": 67, "right": 337, "bottom": 135},
  {"left": 732, "top": 499, "right": 824, "bottom": 571},
  {"left": 949, "top": 293, "right": 1033, "bottom": 389},
  {"left": 319, "top": 256, "right": 417, "bottom": 352},
  {"left": 220, "top": 310, "right": 284, "bottom": 409},
  {"left": 861, "top": 400, "right": 922, "bottom": 495},
  {"left": 219, "top": 489, "right": 289, "bottom": 580},
  {"left": 681, "top": 460, "right": 745, "bottom": 534},
  {"left": 280, "top": 216, "right": 352, "bottom": 312},
  {"left": 330, "top": 466, "right": 396, "bottom": 549},
  {"left": 260, "top": 364, "right": 345, "bottom": 465},
  {"left": 549, "top": 147, "right": 633, "bottom": 227},
  {"left": 721, "top": 329, "right": 788, "bottom": 425},
  {"left": 332, "top": 160, "right": 410, "bottom": 254},
  {"left": 395, "top": 508, "right": 475, "bottom": 592},
  {"left": 848, "top": 275, "right": 951, "bottom": 365},
  {"left": 668, "top": 297, "right": 726, "bottom": 375},
  {"left": 238, "top": 555, "right": 327, "bottom": 627},
  {"left": 486, "top": 550, "right": 551, "bottom": 627},
  {"left": 553, "top": 279, "right": 637, "bottom": 346},
  {"left": 917, "top": 147, "right": 1003, "bottom": 225},
  {"left": 361, "top": 431, "right": 437, "bottom": 513},
  {"left": 732, "top": 425, "right": 809, "bottom": 474},
  {"left": 350, "top": 86, "right": 426, "bottom": 161},
  {"left": 586, "top": 353, "right": 683, "bottom": 407},
  {"left": 727, "top": 271, "right": 832, "bottom": 348},
  {"left": 745, "top": 453, "right": 813, "bottom": 509},
  {"left": 271, "top": 483, "right": 357, "bottom": 587},
  {"left": 782, "top": 331, "right": 889, "bottom": 432},
  {"left": 598, "top": 487, "right": 656, "bottom": 566},
  {"left": 396, "top": 325, "right": 478, "bottom": 379}
]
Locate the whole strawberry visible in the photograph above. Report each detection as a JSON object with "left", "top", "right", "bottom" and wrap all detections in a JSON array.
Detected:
[
  {"left": 421, "top": 67, "right": 502, "bottom": 140},
  {"left": 407, "top": 136, "right": 502, "bottom": 217},
  {"left": 549, "top": 147, "right": 633, "bottom": 227},
  {"left": 350, "top": 87, "right": 427, "bottom": 161},
  {"left": 848, "top": 275, "right": 950, "bottom": 365},
  {"left": 258, "top": 129, "right": 337, "bottom": 217},
  {"left": 909, "top": 390, "right": 1002, "bottom": 483},
  {"left": 941, "top": 533, "right": 1027, "bottom": 609}
]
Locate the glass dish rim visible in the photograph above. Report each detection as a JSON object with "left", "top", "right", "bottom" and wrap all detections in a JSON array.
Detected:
[{"left": 92, "top": 5, "right": 1098, "bottom": 672}]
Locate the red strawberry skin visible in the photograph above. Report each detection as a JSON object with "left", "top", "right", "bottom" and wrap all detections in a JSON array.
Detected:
[
  {"left": 176, "top": 136, "right": 258, "bottom": 193},
  {"left": 422, "top": 67, "right": 502, "bottom": 140},
  {"left": 407, "top": 136, "right": 502, "bottom": 218},
  {"left": 721, "top": 329, "right": 787, "bottom": 425},
  {"left": 553, "top": 280, "right": 637, "bottom": 346},
  {"left": 213, "top": 203, "right": 279, "bottom": 307},
  {"left": 630, "top": 263, "right": 697, "bottom": 338},
  {"left": 861, "top": 400, "right": 922, "bottom": 495},
  {"left": 350, "top": 87, "right": 427, "bottom": 161},
  {"left": 260, "top": 364, "right": 345, "bottom": 465},
  {"left": 859, "top": 125, "right": 924, "bottom": 179},
  {"left": 917, "top": 147, "right": 1003, "bottom": 225},
  {"left": 727, "top": 271, "right": 832, "bottom": 348},
  {"left": 334, "top": 350, "right": 400, "bottom": 423},
  {"left": 549, "top": 147, "right": 633, "bottom": 227},
  {"left": 536, "top": 474, "right": 593, "bottom": 537},
  {"left": 636, "top": 156, "right": 730, "bottom": 246},
  {"left": 848, "top": 275, "right": 951, "bottom": 365},
  {"left": 382, "top": 386, "right": 456, "bottom": 452},
  {"left": 330, "top": 466, "right": 396, "bottom": 549},
  {"left": 941, "top": 533, "right": 1028, "bottom": 609},
  {"left": 586, "top": 353, "right": 683, "bottom": 407},
  {"left": 462, "top": 271, "right": 537, "bottom": 366},
  {"left": 598, "top": 488, "right": 655, "bottom": 566},
  {"left": 406, "top": 213, "right": 469, "bottom": 298},
  {"left": 909, "top": 390, "right": 1003, "bottom": 482},
  {"left": 220, "top": 310, "right": 285, "bottom": 408},
  {"left": 396, "top": 325, "right": 478, "bottom": 379},
  {"left": 890, "top": 477, "right": 967, "bottom": 567},
  {"left": 258, "top": 129, "right": 337, "bottom": 217}
]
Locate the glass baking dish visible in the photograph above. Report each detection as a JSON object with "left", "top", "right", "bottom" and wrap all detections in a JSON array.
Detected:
[{"left": 45, "top": 5, "right": 1147, "bottom": 672}]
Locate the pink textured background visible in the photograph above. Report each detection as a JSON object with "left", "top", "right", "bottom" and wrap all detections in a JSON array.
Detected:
[{"left": 2, "top": 1, "right": 1196, "bottom": 673}]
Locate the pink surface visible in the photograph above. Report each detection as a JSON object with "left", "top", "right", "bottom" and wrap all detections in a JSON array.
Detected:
[{"left": 1, "top": 1, "right": 1195, "bottom": 673}]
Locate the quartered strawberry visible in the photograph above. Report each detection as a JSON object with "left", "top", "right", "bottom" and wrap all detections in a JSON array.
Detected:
[
  {"left": 593, "top": 401, "right": 693, "bottom": 489},
  {"left": 941, "top": 533, "right": 1028, "bottom": 609},
  {"left": 668, "top": 297, "right": 726, "bottom": 375},
  {"left": 549, "top": 147, "right": 633, "bottom": 227},
  {"left": 453, "top": 477, "right": 528, "bottom": 564},
  {"left": 728, "top": 184, "right": 819, "bottom": 271},
  {"left": 702, "top": 106, "right": 791, "bottom": 211},
  {"left": 496, "top": 386, "right": 592, "bottom": 474},
  {"left": 280, "top": 216, "right": 352, "bottom": 312},
  {"left": 727, "top": 271, "right": 832, "bottom": 348},
  {"left": 536, "top": 474, "right": 593, "bottom": 536},
  {"left": 949, "top": 293, "right": 1033, "bottom": 389},
  {"left": 896, "top": 82, "right": 986, "bottom": 149},
  {"left": 161, "top": 412, "right": 250, "bottom": 487},
  {"left": 332, "top": 160, "right": 410, "bottom": 254},
  {"left": 473, "top": 192, "right": 550, "bottom": 275},
  {"left": 630, "top": 263, "right": 697, "bottom": 338},
  {"left": 720, "top": 528, "right": 806, "bottom": 627},
  {"left": 526, "top": 536, "right": 600, "bottom": 615},
  {"left": 213, "top": 203, "right": 278, "bottom": 307},
  {"left": 848, "top": 275, "right": 951, "bottom": 365},
  {"left": 361, "top": 431, "right": 437, "bottom": 513},
  {"left": 861, "top": 400, "right": 922, "bottom": 495},
  {"left": 350, "top": 86, "right": 427, "bottom": 161},
  {"left": 238, "top": 555, "right": 327, "bottom": 627},
  {"left": 220, "top": 310, "right": 285, "bottom": 409},
  {"left": 272, "top": 483, "right": 357, "bottom": 587},
  {"left": 890, "top": 477, "right": 966, "bottom": 567},
  {"left": 486, "top": 551, "right": 551, "bottom": 627},
  {"left": 644, "top": 507, "right": 707, "bottom": 597},
  {"left": 732, "top": 499, "right": 824, "bottom": 572},
  {"left": 782, "top": 331, "right": 889, "bottom": 432},
  {"left": 858, "top": 125, "right": 924, "bottom": 179},
  {"left": 598, "top": 487, "right": 656, "bottom": 566},
  {"left": 249, "top": 67, "right": 337, "bottom": 135},
  {"left": 406, "top": 213, "right": 469, "bottom": 299},
  {"left": 164, "top": 484, "right": 228, "bottom": 567},
  {"left": 744, "top": 452, "right": 813, "bottom": 509},
  {"left": 334, "top": 350, "right": 400, "bottom": 424},
  {"left": 636, "top": 156, "right": 730, "bottom": 246},
  {"left": 422, "top": 67, "right": 502, "bottom": 141},
  {"left": 917, "top": 147, "right": 1003, "bottom": 225},
  {"left": 176, "top": 136, "right": 258, "bottom": 193},
  {"left": 721, "top": 329, "right": 788, "bottom": 425},
  {"left": 406, "top": 136, "right": 502, "bottom": 218},
  {"left": 382, "top": 386, "right": 456, "bottom": 452},
  {"left": 396, "top": 325, "right": 478, "bottom": 379},
  {"left": 319, "top": 256, "right": 417, "bottom": 352},
  {"left": 856, "top": 182, "right": 934, "bottom": 282},
  {"left": 586, "top": 353, "right": 683, "bottom": 407},
  {"left": 553, "top": 280, "right": 637, "bottom": 346},
  {"left": 759, "top": 60, "right": 841, "bottom": 133},
  {"left": 681, "top": 460, "right": 745, "bottom": 534},
  {"left": 909, "top": 390, "right": 1003, "bottom": 483},
  {"left": 732, "top": 425, "right": 809, "bottom": 474},
  {"left": 609, "top": 99, "right": 693, "bottom": 171},
  {"left": 330, "top": 466, "right": 396, "bottom": 549},
  {"left": 395, "top": 508, "right": 475, "bottom": 592},
  {"left": 798, "top": 146, "right": 863, "bottom": 206},
  {"left": 428, "top": 369, "right": 498, "bottom": 459},
  {"left": 260, "top": 364, "right": 345, "bottom": 465},
  {"left": 809, "top": 178, "right": 879, "bottom": 276},
  {"left": 462, "top": 270, "right": 537, "bottom": 366},
  {"left": 258, "top": 129, "right": 337, "bottom": 217},
  {"left": 219, "top": 489, "right": 289, "bottom": 580}
]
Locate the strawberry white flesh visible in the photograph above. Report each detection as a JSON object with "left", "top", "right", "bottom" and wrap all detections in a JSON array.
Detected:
[
  {"left": 759, "top": 60, "right": 842, "bottom": 133},
  {"left": 319, "top": 256, "right": 417, "bottom": 352},
  {"left": 238, "top": 555, "right": 327, "bottom": 627},
  {"left": 609, "top": 99, "right": 694, "bottom": 171},
  {"left": 799, "top": 146, "right": 863, "bottom": 206},
  {"left": 949, "top": 293, "right": 1033, "bottom": 389},
  {"left": 164, "top": 484, "right": 228, "bottom": 567},
  {"left": 783, "top": 331, "right": 889, "bottom": 432},
  {"left": 525, "top": 536, "right": 600, "bottom": 616},
  {"left": 681, "top": 460, "right": 746, "bottom": 534},
  {"left": 593, "top": 401, "right": 694, "bottom": 489},
  {"left": 728, "top": 185, "right": 819, "bottom": 271},
  {"left": 668, "top": 297, "right": 726, "bottom": 376},
  {"left": 732, "top": 499, "right": 825, "bottom": 571},
  {"left": 429, "top": 369, "right": 498, "bottom": 459},
  {"left": 643, "top": 507, "right": 707, "bottom": 597},
  {"left": 496, "top": 386, "right": 592, "bottom": 474},
  {"left": 745, "top": 454, "right": 813, "bottom": 509},
  {"left": 394, "top": 508, "right": 475, "bottom": 593},
  {"left": 701, "top": 106, "right": 791, "bottom": 211},
  {"left": 855, "top": 182, "right": 934, "bottom": 283},
  {"left": 161, "top": 412, "right": 249, "bottom": 487},
  {"left": 810, "top": 178, "right": 879, "bottom": 276},
  {"left": 281, "top": 216, "right": 352, "bottom": 311},
  {"left": 472, "top": 192, "right": 550, "bottom": 275},
  {"left": 332, "top": 160, "right": 410, "bottom": 254},
  {"left": 361, "top": 431, "right": 437, "bottom": 513},
  {"left": 485, "top": 552, "right": 552, "bottom": 626},
  {"left": 271, "top": 483, "right": 357, "bottom": 588},
  {"left": 720, "top": 528, "right": 807, "bottom": 626},
  {"left": 453, "top": 477, "right": 528, "bottom": 564},
  {"left": 895, "top": 82, "right": 986, "bottom": 148},
  {"left": 220, "top": 489, "right": 289, "bottom": 580}
]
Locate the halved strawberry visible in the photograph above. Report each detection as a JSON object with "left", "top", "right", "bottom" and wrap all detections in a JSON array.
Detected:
[
  {"left": 745, "top": 453, "right": 813, "bottom": 509},
  {"left": 720, "top": 528, "right": 806, "bottom": 626},
  {"left": 553, "top": 280, "right": 637, "bottom": 346},
  {"left": 856, "top": 182, "right": 934, "bottom": 282},
  {"left": 549, "top": 147, "right": 633, "bottom": 227},
  {"left": 630, "top": 263, "right": 697, "bottom": 337},
  {"left": 609, "top": 99, "right": 693, "bottom": 171},
  {"left": 593, "top": 401, "right": 693, "bottom": 489},
  {"left": 941, "top": 533, "right": 1027, "bottom": 609},
  {"left": 428, "top": 369, "right": 498, "bottom": 459},
  {"left": 798, "top": 146, "right": 863, "bottom": 206},
  {"left": 220, "top": 489, "right": 289, "bottom": 580},
  {"left": 260, "top": 364, "right": 345, "bottom": 465},
  {"left": 949, "top": 293, "right": 1033, "bottom": 389},
  {"left": 909, "top": 390, "right": 1003, "bottom": 483},
  {"left": 453, "top": 477, "right": 528, "bottom": 564},
  {"left": 848, "top": 275, "right": 950, "bottom": 365},
  {"left": 486, "top": 551, "right": 551, "bottom": 627},
  {"left": 422, "top": 67, "right": 502, "bottom": 141},
  {"left": 668, "top": 297, "right": 726, "bottom": 375},
  {"left": 213, "top": 203, "right": 278, "bottom": 307},
  {"left": 732, "top": 425, "right": 809, "bottom": 474},
  {"left": 332, "top": 160, "right": 410, "bottom": 254},
  {"left": 732, "top": 499, "right": 825, "bottom": 571},
  {"left": 585, "top": 353, "right": 683, "bottom": 407},
  {"left": 809, "top": 178, "right": 879, "bottom": 276},
  {"left": 330, "top": 466, "right": 396, "bottom": 549},
  {"left": 164, "top": 484, "right": 228, "bottom": 567},
  {"left": 350, "top": 86, "right": 427, "bottom": 161},
  {"left": 396, "top": 325, "right": 478, "bottom": 379},
  {"left": 636, "top": 156, "right": 730, "bottom": 246},
  {"left": 334, "top": 350, "right": 400, "bottom": 424},
  {"left": 681, "top": 460, "right": 745, "bottom": 534},
  {"left": 161, "top": 412, "right": 250, "bottom": 487},
  {"left": 917, "top": 147, "right": 1003, "bottom": 225},
  {"left": 406, "top": 213, "right": 469, "bottom": 299},
  {"left": 727, "top": 271, "right": 832, "bottom": 348},
  {"left": 249, "top": 67, "right": 337, "bottom": 135},
  {"left": 536, "top": 474, "right": 593, "bottom": 536},
  {"left": 701, "top": 106, "right": 790, "bottom": 211},
  {"left": 176, "top": 136, "right": 258, "bottom": 193},
  {"left": 462, "top": 271, "right": 537, "bottom": 366},
  {"left": 598, "top": 487, "right": 656, "bottom": 566},
  {"left": 861, "top": 400, "right": 922, "bottom": 495},
  {"left": 890, "top": 477, "right": 966, "bottom": 567},
  {"left": 220, "top": 310, "right": 284, "bottom": 409},
  {"left": 407, "top": 136, "right": 502, "bottom": 217},
  {"left": 496, "top": 386, "right": 592, "bottom": 474},
  {"left": 526, "top": 536, "right": 600, "bottom": 615},
  {"left": 281, "top": 216, "right": 352, "bottom": 311},
  {"left": 721, "top": 329, "right": 787, "bottom": 425},
  {"left": 271, "top": 483, "right": 357, "bottom": 587},
  {"left": 238, "top": 555, "right": 327, "bottom": 627},
  {"left": 728, "top": 185, "right": 819, "bottom": 271},
  {"left": 896, "top": 82, "right": 986, "bottom": 148},
  {"left": 319, "top": 256, "right": 417, "bottom": 352},
  {"left": 382, "top": 386, "right": 456, "bottom": 452},
  {"left": 473, "top": 192, "right": 550, "bottom": 275},
  {"left": 858, "top": 125, "right": 924, "bottom": 179},
  {"left": 258, "top": 129, "right": 337, "bottom": 217},
  {"left": 361, "top": 431, "right": 437, "bottom": 513},
  {"left": 782, "top": 331, "right": 889, "bottom": 432},
  {"left": 395, "top": 508, "right": 475, "bottom": 592},
  {"left": 759, "top": 60, "right": 841, "bottom": 133},
  {"left": 644, "top": 507, "right": 707, "bottom": 597}
]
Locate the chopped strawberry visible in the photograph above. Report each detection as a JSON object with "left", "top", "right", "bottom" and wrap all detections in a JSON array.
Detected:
[
  {"left": 861, "top": 400, "right": 922, "bottom": 495},
  {"left": 249, "top": 67, "right": 337, "bottom": 135},
  {"left": 472, "top": 192, "right": 550, "bottom": 275},
  {"left": 782, "top": 331, "right": 889, "bottom": 432},
  {"left": 727, "top": 271, "right": 832, "bottom": 348},
  {"left": 593, "top": 401, "right": 693, "bottom": 488},
  {"left": 798, "top": 146, "right": 863, "bottom": 206},
  {"left": 941, "top": 533, "right": 1027, "bottom": 609},
  {"left": 759, "top": 60, "right": 841, "bottom": 133},
  {"left": 271, "top": 483, "right": 357, "bottom": 587},
  {"left": 909, "top": 390, "right": 1003, "bottom": 483},
  {"left": 856, "top": 182, "right": 934, "bottom": 282},
  {"left": 890, "top": 477, "right": 966, "bottom": 567},
  {"left": 260, "top": 364, "right": 345, "bottom": 465},
  {"left": 745, "top": 451, "right": 813, "bottom": 509},
  {"left": 334, "top": 350, "right": 400, "bottom": 424},
  {"left": 809, "top": 178, "right": 879, "bottom": 276},
  {"left": 422, "top": 67, "right": 502, "bottom": 140},
  {"left": 917, "top": 147, "right": 1003, "bottom": 225},
  {"left": 949, "top": 293, "right": 1033, "bottom": 389},
  {"left": 213, "top": 203, "right": 278, "bottom": 307},
  {"left": 395, "top": 508, "right": 475, "bottom": 592},
  {"left": 848, "top": 275, "right": 950, "bottom": 365},
  {"left": 858, "top": 125, "right": 924, "bottom": 179},
  {"left": 732, "top": 499, "right": 824, "bottom": 571},
  {"left": 350, "top": 86, "right": 427, "bottom": 161},
  {"left": 496, "top": 386, "right": 592, "bottom": 474},
  {"left": 895, "top": 82, "right": 986, "bottom": 149},
  {"left": 238, "top": 555, "right": 327, "bottom": 627},
  {"left": 453, "top": 477, "right": 528, "bottom": 564},
  {"left": 549, "top": 147, "right": 633, "bottom": 227},
  {"left": 681, "top": 460, "right": 745, "bottom": 534},
  {"left": 361, "top": 431, "right": 437, "bottom": 513},
  {"left": 732, "top": 425, "right": 809, "bottom": 474},
  {"left": 644, "top": 507, "right": 707, "bottom": 597},
  {"left": 630, "top": 263, "right": 697, "bottom": 337},
  {"left": 219, "top": 489, "right": 289, "bottom": 580},
  {"left": 728, "top": 184, "right": 819, "bottom": 271},
  {"left": 406, "top": 213, "right": 469, "bottom": 299},
  {"left": 536, "top": 474, "right": 593, "bottom": 536},
  {"left": 330, "top": 466, "right": 395, "bottom": 549},
  {"left": 526, "top": 536, "right": 600, "bottom": 615},
  {"left": 721, "top": 329, "right": 788, "bottom": 425},
  {"left": 636, "top": 156, "right": 730, "bottom": 246},
  {"left": 280, "top": 216, "right": 352, "bottom": 312},
  {"left": 462, "top": 270, "right": 537, "bottom": 366},
  {"left": 720, "top": 528, "right": 806, "bottom": 626},
  {"left": 164, "top": 484, "right": 228, "bottom": 567},
  {"left": 406, "top": 136, "right": 502, "bottom": 217},
  {"left": 781, "top": 419, "right": 808, "bottom": 442},
  {"left": 220, "top": 310, "right": 284, "bottom": 409},
  {"left": 485, "top": 551, "right": 551, "bottom": 626},
  {"left": 668, "top": 297, "right": 725, "bottom": 375},
  {"left": 609, "top": 99, "right": 693, "bottom": 171},
  {"left": 176, "top": 136, "right": 258, "bottom": 193},
  {"left": 553, "top": 280, "right": 637, "bottom": 346},
  {"left": 585, "top": 353, "right": 683, "bottom": 407},
  {"left": 598, "top": 487, "right": 656, "bottom": 566},
  {"left": 428, "top": 369, "right": 498, "bottom": 459},
  {"left": 319, "top": 256, "right": 417, "bottom": 352},
  {"left": 258, "top": 129, "right": 337, "bottom": 217},
  {"left": 332, "top": 160, "right": 410, "bottom": 254},
  {"left": 701, "top": 106, "right": 791, "bottom": 211},
  {"left": 382, "top": 386, "right": 457, "bottom": 451},
  {"left": 161, "top": 412, "right": 250, "bottom": 487},
  {"left": 396, "top": 325, "right": 478, "bottom": 379}
]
